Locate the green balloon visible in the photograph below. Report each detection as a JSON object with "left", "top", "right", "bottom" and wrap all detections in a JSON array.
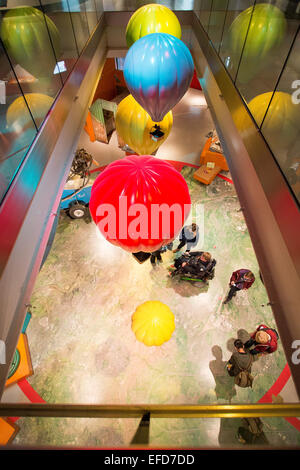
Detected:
[
  {"left": 0, "top": 6, "right": 61, "bottom": 78},
  {"left": 228, "top": 4, "right": 286, "bottom": 82}
]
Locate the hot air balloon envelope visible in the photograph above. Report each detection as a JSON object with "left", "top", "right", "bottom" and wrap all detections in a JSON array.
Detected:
[
  {"left": 116, "top": 94, "right": 173, "bottom": 155},
  {"left": 124, "top": 33, "right": 194, "bottom": 122},
  {"left": 0, "top": 6, "right": 61, "bottom": 78},
  {"left": 242, "top": 92, "right": 300, "bottom": 150},
  {"left": 228, "top": 4, "right": 286, "bottom": 83},
  {"left": 89, "top": 155, "right": 191, "bottom": 253},
  {"left": 131, "top": 301, "right": 175, "bottom": 346},
  {"left": 126, "top": 4, "right": 181, "bottom": 48},
  {"left": 6, "top": 93, "right": 54, "bottom": 131}
]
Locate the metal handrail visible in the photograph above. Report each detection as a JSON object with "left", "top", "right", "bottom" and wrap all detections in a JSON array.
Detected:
[{"left": 0, "top": 403, "right": 300, "bottom": 419}]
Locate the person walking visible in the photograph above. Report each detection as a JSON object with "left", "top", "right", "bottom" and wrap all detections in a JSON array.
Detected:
[
  {"left": 173, "top": 223, "right": 199, "bottom": 253},
  {"left": 223, "top": 269, "right": 255, "bottom": 304}
]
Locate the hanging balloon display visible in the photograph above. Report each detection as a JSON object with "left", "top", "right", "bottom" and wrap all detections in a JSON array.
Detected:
[
  {"left": 228, "top": 4, "right": 286, "bottom": 83},
  {"left": 126, "top": 3, "right": 181, "bottom": 48},
  {"left": 6, "top": 93, "right": 54, "bottom": 131},
  {"left": 89, "top": 155, "right": 191, "bottom": 253},
  {"left": 0, "top": 6, "right": 61, "bottom": 78},
  {"left": 131, "top": 301, "right": 175, "bottom": 346},
  {"left": 241, "top": 91, "right": 300, "bottom": 151},
  {"left": 124, "top": 33, "right": 194, "bottom": 122},
  {"left": 115, "top": 94, "right": 173, "bottom": 155}
]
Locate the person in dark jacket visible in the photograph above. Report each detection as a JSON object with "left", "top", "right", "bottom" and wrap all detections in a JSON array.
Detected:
[
  {"left": 180, "top": 251, "right": 211, "bottom": 275},
  {"left": 173, "top": 223, "right": 199, "bottom": 253},
  {"left": 150, "top": 243, "right": 173, "bottom": 267},
  {"left": 226, "top": 339, "right": 253, "bottom": 377},
  {"left": 150, "top": 250, "right": 162, "bottom": 266},
  {"left": 223, "top": 269, "right": 255, "bottom": 304},
  {"left": 244, "top": 324, "right": 278, "bottom": 356},
  {"left": 171, "top": 251, "right": 215, "bottom": 281}
]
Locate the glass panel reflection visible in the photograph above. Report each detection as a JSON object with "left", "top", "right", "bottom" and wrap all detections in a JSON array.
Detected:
[
  {"left": 8, "top": 417, "right": 139, "bottom": 447},
  {"left": 261, "top": 31, "right": 300, "bottom": 204},
  {"left": 85, "top": 0, "right": 99, "bottom": 35},
  {"left": 234, "top": 1, "right": 299, "bottom": 126},
  {"left": 0, "top": 5, "right": 62, "bottom": 129},
  {"left": 207, "top": 0, "right": 229, "bottom": 52},
  {"left": 41, "top": 0, "right": 79, "bottom": 84},
  {"left": 1, "top": 415, "right": 299, "bottom": 448},
  {"left": 0, "top": 7, "right": 62, "bottom": 109},
  {"left": 218, "top": 0, "right": 255, "bottom": 80},
  {"left": 151, "top": 416, "right": 300, "bottom": 448},
  {"left": 94, "top": 0, "right": 104, "bottom": 20},
  {"left": 102, "top": 1, "right": 196, "bottom": 11},
  {"left": 198, "top": 0, "right": 213, "bottom": 32},
  {"left": 0, "top": 0, "right": 103, "bottom": 203},
  {"left": 0, "top": 39, "right": 37, "bottom": 203},
  {"left": 67, "top": 0, "right": 91, "bottom": 54}
]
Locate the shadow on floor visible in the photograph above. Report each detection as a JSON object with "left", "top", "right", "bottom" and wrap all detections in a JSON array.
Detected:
[
  {"left": 209, "top": 345, "right": 237, "bottom": 403},
  {"left": 165, "top": 276, "right": 209, "bottom": 297}
]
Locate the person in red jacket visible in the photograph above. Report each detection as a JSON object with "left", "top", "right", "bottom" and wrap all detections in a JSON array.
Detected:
[
  {"left": 223, "top": 269, "right": 255, "bottom": 304},
  {"left": 244, "top": 324, "right": 279, "bottom": 356}
]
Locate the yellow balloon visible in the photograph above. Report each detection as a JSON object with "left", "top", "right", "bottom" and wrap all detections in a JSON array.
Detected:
[
  {"left": 237, "top": 91, "right": 299, "bottom": 150},
  {"left": 6, "top": 93, "right": 54, "bottom": 131},
  {"left": 126, "top": 4, "right": 182, "bottom": 48},
  {"left": 116, "top": 94, "right": 173, "bottom": 155},
  {"left": 131, "top": 301, "right": 175, "bottom": 347}
]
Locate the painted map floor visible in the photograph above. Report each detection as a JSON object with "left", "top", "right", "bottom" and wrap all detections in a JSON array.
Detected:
[{"left": 13, "top": 166, "right": 300, "bottom": 448}]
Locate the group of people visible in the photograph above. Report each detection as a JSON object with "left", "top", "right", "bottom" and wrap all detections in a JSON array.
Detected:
[
  {"left": 148, "top": 222, "right": 280, "bottom": 445},
  {"left": 150, "top": 223, "right": 279, "bottom": 392},
  {"left": 150, "top": 223, "right": 256, "bottom": 304},
  {"left": 150, "top": 223, "right": 216, "bottom": 282},
  {"left": 226, "top": 324, "right": 279, "bottom": 388}
]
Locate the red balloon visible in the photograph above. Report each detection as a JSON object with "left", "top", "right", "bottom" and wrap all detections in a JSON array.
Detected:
[{"left": 89, "top": 155, "right": 191, "bottom": 253}]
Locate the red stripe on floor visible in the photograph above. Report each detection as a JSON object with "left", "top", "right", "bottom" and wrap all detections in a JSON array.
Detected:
[
  {"left": 217, "top": 174, "right": 233, "bottom": 185},
  {"left": 9, "top": 379, "right": 46, "bottom": 421},
  {"left": 257, "top": 363, "right": 300, "bottom": 432},
  {"left": 285, "top": 417, "right": 300, "bottom": 432},
  {"left": 258, "top": 363, "right": 291, "bottom": 404},
  {"left": 8, "top": 416, "right": 19, "bottom": 423},
  {"left": 90, "top": 165, "right": 107, "bottom": 174},
  {"left": 17, "top": 378, "right": 46, "bottom": 404}
]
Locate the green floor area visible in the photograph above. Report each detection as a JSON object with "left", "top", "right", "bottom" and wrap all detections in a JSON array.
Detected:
[{"left": 14, "top": 165, "right": 300, "bottom": 448}]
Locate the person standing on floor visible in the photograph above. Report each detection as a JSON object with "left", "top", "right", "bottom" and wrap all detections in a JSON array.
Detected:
[
  {"left": 226, "top": 339, "right": 254, "bottom": 388},
  {"left": 150, "top": 243, "right": 173, "bottom": 267},
  {"left": 223, "top": 269, "right": 255, "bottom": 304},
  {"left": 244, "top": 324, "right": 279, "bottom": 356},
  {"left": 173, "top": 223, "right": 199, "bottom": 253},
  {"left": 150, "top": 249, "right": 163, "bottom": 266}
]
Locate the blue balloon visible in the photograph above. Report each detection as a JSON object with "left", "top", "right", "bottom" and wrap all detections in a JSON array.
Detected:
[{"left": 124, "top": 33, "right": 194, "bottom": 122}]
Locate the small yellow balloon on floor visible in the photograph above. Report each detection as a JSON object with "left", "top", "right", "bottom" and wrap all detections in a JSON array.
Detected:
[{"left": 131, "top": 301, "right": 175, "bottom": 346}]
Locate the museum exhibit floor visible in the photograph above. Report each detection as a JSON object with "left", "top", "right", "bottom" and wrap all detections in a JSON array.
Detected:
[{"left": 2, "top": 90, "right": 299, "bottom": 448}]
